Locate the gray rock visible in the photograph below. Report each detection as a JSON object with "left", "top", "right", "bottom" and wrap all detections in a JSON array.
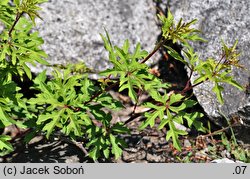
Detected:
[
  {"left": 31, "top": 0, "right": 160, "bottom": 76},
  {"left": 122, "top": 150, "right": 146, "bottom": 162},
  {"left": 169, "top": 0, "right": 250, "bottom": 143},
  {"left": 146, "top": 153, "right": 165, "bottom": 162}
]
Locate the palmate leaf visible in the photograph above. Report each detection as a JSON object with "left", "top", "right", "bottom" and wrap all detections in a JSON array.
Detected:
[
  {"left": 183, "top": 45, "right": 200, "bottom": 68},
  {"left": 158, "top": 9, "right": 205, "bottom": 44},
  {"left": 87, "top": 126, "right": 127, "bottom": 160},
  {"left": 141, "top": 91, "right": 203, "bottom": 151},
  {"left": 100, "top": 31, "right": 124, "bottom": 70},
  {"left": 139, "top": 106, "right": 165, "bottom": 129},
  {"left": 37, "top": 109, "right": 65, "bottom": 138},
  {"left": 100, "top": 31, "right": 152, "bottom": 103}
]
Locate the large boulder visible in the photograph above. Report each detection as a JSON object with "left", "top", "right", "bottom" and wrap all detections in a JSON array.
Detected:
[
  {"left": 169, "top": 0, "right": 250, "bottom": 143},
  {"left": 32, "top": 0, "right": 160, "bottom": 75}
]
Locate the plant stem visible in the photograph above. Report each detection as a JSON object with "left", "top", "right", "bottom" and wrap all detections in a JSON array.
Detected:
[
  {"left": 8, "top": 12, "right": 24, "bottom": 38},
  {"left": 198, "top": 122, "right": 240, "bottom": 138},
  {"left": 84, "top": 81, "right": 119, "bottom": 105},
  {"left": 218, "top": 110, "right": 238, "bottom": 145},
  {"left": 213, "top": 53, "right": 226, "bottom": 74},
  {"left": 140, "top": 38, "right": 168, "bottom": 64}
]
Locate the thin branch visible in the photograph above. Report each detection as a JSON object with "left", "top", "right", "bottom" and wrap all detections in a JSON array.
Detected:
[
  {"left": 58, "top": 136, "right": 98, "bottom": 163},
  {"left": 213, "top": 53, "right": 226, "bottom": 74},
  {"left": 84, "top": 81, "right": 119, "bottom": 105},
  {"left": 131, "top": 89, "right": 142, "bottom": 115},
  {"left": 8, "top": 12, "right": 24, "bottom": 38},
  {"left": 197, "top": 122, "right": 240, "bottom": 139},
  {"left": 140, "top": 38, "right": 168, "bottom": 64}
]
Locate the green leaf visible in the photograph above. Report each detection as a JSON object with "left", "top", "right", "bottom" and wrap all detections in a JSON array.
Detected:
[
  {"left": 148, "top": 90, "right": 166, "bottom": 103},
  {"left": 111, "top": 123, "right": 130, "bottom": 134},
  {"left": 212, "top": 83, "right": 224, "bottom": 104},
  {"left": 115, "top": 46, "right": 126, "bottom": 61},
  {"left": 103, "top": 147, "right": 110, "bottom": 159},
  {"left": 96, "top": 93, "right": 124, "bottom": 110},
  {"left": 169, "top": 93, "right": 184, "bottom": 105},
  {"left": 65, "top": 111, "right": 82, "bottom": 136},
  {"left": 0, "top": 107, "right": 16, "bottom": 126},
  {"left": 33, "top": 70, "right": 47, "bottom": 85},
  {"left": 169, "top": 102, "right": 186, "bottom": 113},
  {"left": 140, "top": 107, "right": 165, "bottom": 129},
  {"left": 122, "top": 39, "right": 130, "bottom": 54},
  {"left": 0, "top": 135, "right": 14, "bottom": 155},
  {"left": 37, "top": 110, "right": 65, "bottom": 138},
  {"left": 158, "top": 109, "right": 172, "bottom": 130},
  {"left": 89, "top": 146, "right": 100, "bottom": 161},
  {"left": 132, "top": 43, "right": 148, "bottom": 60},
  {"left": 0, "top": 0, "right": 9, "bottom": 5},
  {"left": 158, "top": 8, "right": 174, "bottom": 38},
  {"left": 225, "top": 78, "right": 243, "bottom": 91},
  {"left": 182, "top": 112, "right": 206, "bottom": 132},
  {"left": 127, "top": 79, "right": 137, "bottom": 102},
  {"left": 110, "top": 134, "right": 123, "bottom": 160},
  {"left": 165, "top": 45, "right": 187, "bottom": 65},
  {"left": 22, "top": 63, "right": 32, "bottom": 80},
  {"left": 166, "top": 121, "right": 187, "bottom": 151},
  {"left": 183, "top": 99, "right": 197, "bottom": 108},
  {"left": 14, "top": 0, "right": 20, "bottom": 6}
]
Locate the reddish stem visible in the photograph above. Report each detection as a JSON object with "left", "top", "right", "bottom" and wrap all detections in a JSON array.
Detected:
[
  {"left": 140, "top": 38, "right": 168, "bottom": 64},
  {"left": 8, "top": 12, "right": 24, "bottom": 38}
]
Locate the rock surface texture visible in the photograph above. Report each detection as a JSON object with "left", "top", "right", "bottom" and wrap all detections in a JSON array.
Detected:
[
  {"left": 169, "top": 0, "right": 250, "bottom": 143},
  {"left": 34, "top": 0, "right": 160, "bottom": 74}
]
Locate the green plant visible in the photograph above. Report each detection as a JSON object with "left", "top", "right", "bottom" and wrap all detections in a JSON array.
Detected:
[
  {"left": 0, "top": 1, "right": 244, "bottom": 161},
  {"left": 0, "top": 0, "right": 48, "bottom": 156}
]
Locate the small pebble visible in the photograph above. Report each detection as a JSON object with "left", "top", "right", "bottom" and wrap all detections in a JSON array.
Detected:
[
  {"left": 122, "top": 150, "right": 146, "bottom": 162},
  {"left": 146, "top": 153, "right": 165, "bottom": 162},
  {"left": 211, "top": 158, "right": 244, "bottom": 163},
  {"left": 184, "top": 139, "right": 191, "bottom": 148}
]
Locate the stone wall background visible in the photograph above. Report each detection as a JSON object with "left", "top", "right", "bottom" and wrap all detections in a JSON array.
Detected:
[
  {"left": 169, "top": 0, "right": 250, "bottom": 142},
  {"left": 33, "top": 0, "right": 160, "bottom": 74}
]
